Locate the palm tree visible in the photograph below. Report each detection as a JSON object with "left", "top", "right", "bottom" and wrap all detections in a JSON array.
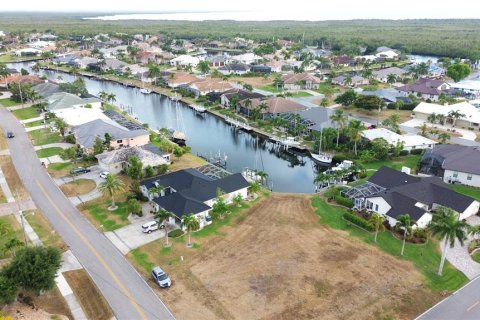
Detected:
[
  {"left": 437, "top": 132, "right": 451, "bottom": 144},
  {"left": 427, "top": 113, "right": 437, "bottom": 127},
  {"left": 107, "top": 93, "right": 117, "bottom": 105},
  {"left": 320, "top": 97, "right": 329, "bottom": 107},
  {"left": 436, "top": 114, "right": 446, "bottom": 125},
  {"left": 248, "top": 181, "right": 261, "bottom": 195},
  {"left": 148, "top": 64, "right": 161, "bottom": 85},
  {"left": 430, "top": 207, "right": 469, "bottom": 276},
  {"left": 362, "top": 68, "right": 373, "bottom": 79},
  {"left": 0, "top": 63, "right": 10, "bottom": 87},
  {"left": 314, "top": 172, "right": 330, "bottom": 187},
  {"left": 344, "top": 76, "right": 352, "bottom": 87},
  {"left": 196, "top": 60, "right": 210, "bottom": 76},
  {"left": 183, "top": 214, "right": 200, "bottom": 247},
  {"left": 330, "top": 109, "right": 346, "bottom": 147},
  {"left": 54, "top": 117, "right": 68, "bottom": 137},
  {"left": 149, "top": 185, "right": 165, "bottom": 199},
  {"left": 394, "top": 99, "right": 404, "bottom": 111},
  {"left": 256, "top": 171, "right": 268, "bottom": 184},
  {"left": 348, "top": 119, "right": 366, "bottom": 155},
  {"left": 98, "top": 90, "right": 109, "bottom": 101},
  {"left": 232, "top": 194, "right": 243, "bottom": 207},
  {"left": 154, "top": 208, "right": 174, "bottom": 246},
  {"left": 420, "top": 123, "right": 429, "bottom": 137},
  {"left": 387, "top": 73, "right": 397, "bottom": 84},
  {"left": 447, "top": 110, "right": 465, "bottom": 127},
  {"left": 395, "top": 214, "right": 415, "bottom": 256},
  {"left": 371, "top": 213, "right": 385, "bottom": 243},
  {"left": 98, "top": 174, "right": 125, "bottom": 210}
]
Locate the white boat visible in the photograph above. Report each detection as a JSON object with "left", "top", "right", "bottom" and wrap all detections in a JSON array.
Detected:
[
  {"left": 171, "top": 130, "right": 187, "bottom": 145},
  {"left": 311, "top": 127, "right": 333, "bottom": 164},
  {"left": 140, "top": 88, "right": 152, "bottom": 94},
  {"left": 191, "top": 104, "right": 206, "bottom": 113}
]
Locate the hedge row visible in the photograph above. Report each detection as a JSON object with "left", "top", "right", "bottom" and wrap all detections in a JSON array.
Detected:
[
  {"left": 343, "top": 211, "right": 374, "bottom": 231},
  {"left": 336, "top": 195, "right": 354, "bottom": 208}
]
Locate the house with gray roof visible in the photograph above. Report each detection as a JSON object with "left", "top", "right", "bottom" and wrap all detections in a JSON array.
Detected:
[
  {"left": 420, "top": 145, "right": 480, "bottom": 188},
  {"left": 360, "top": 88, "right": 412, "bottom": 104},
  {"left": 72, "top": 119, "right": 149, "bottom": 153},
  {"left": 96, "top": 144, "right": 170, "bottom": 174},
  {"left": 32, "top": 82, "right": 61, "bottom": 99},
  {"left": 140, "top": 169, "right": 249, "bottom": 229},
  {"left": 343, "top": 166, "right": 479, "bottom": 228},
  {"left": 45, "top": 92, "right": 102, "bottom": 113},
  {"left": 372, "top": 67, "right": 406, "bottom": 83}
]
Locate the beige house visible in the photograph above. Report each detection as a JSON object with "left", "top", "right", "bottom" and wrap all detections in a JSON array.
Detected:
[
  {"left": 188, "top": 79, "right": 232, "bottom": 96},
  {"left": 166, "top": 72, "right": 199, "bottom": 88},
  {"left": 281, "top": 72, "right": 321, "bottom": 90},
  {"left": 72, "top": 119, "right": 150, "bottom": 153}
]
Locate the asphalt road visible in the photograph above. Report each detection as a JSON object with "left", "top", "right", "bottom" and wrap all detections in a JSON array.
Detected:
[
  {"left": 416, "top": 276, "right": 480, "bottom": 320},
  {"left": 0, "top": 108, "right": 175, "bottom": 320}
]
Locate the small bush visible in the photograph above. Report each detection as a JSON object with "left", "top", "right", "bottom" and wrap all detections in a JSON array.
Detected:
[
  {"left": 399, "top": 150, "right": 409, "bottom": 156},
  {"left": 343, "top": 211, "right": 374, "bottom": 231},
  {"left": 333, "top": 153, "right": 348, "bottom": 163},
  {"left": 168, "top": 229, "right": 184, "bottom": 238},
  {"left": 410, "top": 149, "right": 423, "bottom": 155},
  {"left": 65, "top": 134, "right": 76, "bottom": 144}
]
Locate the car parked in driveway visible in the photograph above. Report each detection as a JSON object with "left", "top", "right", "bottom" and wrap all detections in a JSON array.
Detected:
[
  {"left": 7, "top": 131, "right": 14, "bottom": 138},
  {"left": 70, "top": 167, "right": 91, "bottom": 175},
  {"left": 141, "top": 221, "right": 164, "bottom": 233},
  {"left": 100, "top": 171, "right": 109, "bottom": 178},
  {"left": 151, "top": 266, "right": 171, "bottom": 288}
]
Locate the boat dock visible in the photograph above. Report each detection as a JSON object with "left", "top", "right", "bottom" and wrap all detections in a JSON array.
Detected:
[{"left": 225, "top": 117, "right": 252, "bottom": 132}]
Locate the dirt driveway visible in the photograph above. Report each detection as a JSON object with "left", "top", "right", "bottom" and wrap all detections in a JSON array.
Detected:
[{"left": 140, "top": 195, "right": 439, "bottom": 320}]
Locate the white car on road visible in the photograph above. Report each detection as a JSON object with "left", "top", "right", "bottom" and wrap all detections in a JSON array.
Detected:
[{"left": 99, "top": 171, "right": 109, "bottom": 178}]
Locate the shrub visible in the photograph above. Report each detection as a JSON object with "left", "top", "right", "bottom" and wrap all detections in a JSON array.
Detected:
[
  {"left": 333, "top": 153, "right": 348, "bottom": 163},
  {"left": 168, "top": 229, "right": 184, "bottom": 238},
  {"left": 65, "top": 134, "right": 76, "bottom": 144},
  {"left": 399, "top": 150, "right": 409, "bottom": 156},
  {"left": 336, "top": 195, "right": 354, "bottom": 208},
  {"left": 343, "top": 211, "right": 374, "bottom": 231},
  {"left": 410, "top": 148, "right": 423, "bottom": 155}
]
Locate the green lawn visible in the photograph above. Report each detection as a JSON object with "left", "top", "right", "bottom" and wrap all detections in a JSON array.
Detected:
[
  {"left": 0, "top": 98, "right": 19, "bottom": 107},
  {"left": 316, "top": 83, "right": 341, "bottom": 95},
  {"left": 311, "top": 197, "right": 468, "bottom": 292},
  {"left": 260, "top": 84, "right": 282, "bottom": 93},
  {"left": 0, "top": 54, "right": 40, "bottom": 63},
  {"left": 25, "top": 120, "right": 45, "bottom": 128},
  {"left": 472, "top": 251, "right": 480, "bottom": 264},
  {"left": 36, "top": 147, "right": 63, "bottom": 158},
  {"left": 12, "top": 106, "right": 40, "bottom": 120},
  {"left": 83, "top": 200, "right": 130, "bottom": 231},
  {"left": 451, "top": 184, "right": 480, "bottom": 202},
  {"left": 289, "top": 91, "right": 313, "bottom": 97},
  {"left": 361, "top": 154, "right": 422, "bottom": 177},
  {"left": 28, "top": 128, "right": 61, "bottom": 146},
  {"left": 0, "top": 215, "right": 25, "bottom": 259}
]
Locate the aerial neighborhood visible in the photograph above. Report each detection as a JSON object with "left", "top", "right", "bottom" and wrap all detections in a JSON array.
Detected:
[{"left": 1, "top": 13, "right": 480, "bottom": 320}]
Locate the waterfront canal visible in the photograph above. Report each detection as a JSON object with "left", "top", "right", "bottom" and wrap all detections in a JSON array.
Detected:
[{"left": 9, "top": 62, "right": 322, "bottom": 193}]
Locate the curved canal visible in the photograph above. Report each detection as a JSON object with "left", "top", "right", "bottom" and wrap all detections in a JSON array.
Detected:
[{"left": 8, "top": 62, "right": 321, "bottom": 193}]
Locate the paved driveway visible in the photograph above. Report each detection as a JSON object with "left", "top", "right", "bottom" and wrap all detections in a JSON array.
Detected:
[{"left": 0, "top": 107, "right": 175, "bottom": 320}]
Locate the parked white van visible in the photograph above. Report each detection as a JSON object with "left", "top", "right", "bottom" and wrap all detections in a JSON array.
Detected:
[{"left": 141, "top": 221, "right": 164, "bottom": 233}]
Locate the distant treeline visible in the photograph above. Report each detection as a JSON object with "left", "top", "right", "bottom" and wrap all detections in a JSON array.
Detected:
[{"left": 1, "top": 14, "right": 480, "bottom": 59}]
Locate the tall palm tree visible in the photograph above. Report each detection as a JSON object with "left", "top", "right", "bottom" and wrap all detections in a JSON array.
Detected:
[
  {"left": 183, "top": 214, "right": 200, "bottom": 247},
  {"left": 330, "top": 109, "right": 346, "bottom": 147},
  {"left": 348, "top": 119, "right": 365, "bottom": 155},
  {"left": 430, "top": 207, "right": 469, "bottom": 276},
  {"left": 107, "top": 93, "right": 116, "bottom": 105},
  {"left": 371, "top": 213, "right": 385, "bottom": 243},
  {"left": 196, "top": 60, "right": 210, "bottom": 76},
  {"left": 386, "top": 74, "right": 397, "bottom": 84},
  {"left": 98, "top": 174, "right": 125, "bottom": 210},
  {"left": 98, "top": 90, "right": 109, "bottom": 101},
  {"left": 396, "top": 214, "right": 415, "bottom": 256},
  {"left": 427, "top": 113, "right": 437, "bottom": 127},
  {"left": 436, "top": 114, "right": 446, "bottom": 125},
  {"left": 447, "top": 110, "right": 465, "bottom": 127},
  {"left": 154, "top": 208, "right": 174, "bottom": 246},
  {"left": 148, "top": 64, "right": 161, "bottom": 85},
  {"left": 344, "top": 76, "right": 352, "bottom": 87}
]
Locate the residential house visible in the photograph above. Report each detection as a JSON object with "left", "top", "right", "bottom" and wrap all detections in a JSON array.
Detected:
[
  {"left": 360, "top": 88, "right": 412, "bottom": 104},
  {"left": 331, "top": 55, "right": 355, "bottom": 67},
  {"left": 397, "top": 78, "right": 451, "bottom": 101},
  {"left": 230, "top": 53, "right": 262, "bottom": 65},
  {"left": 137, "top": 51, "right": 157, "bottom": 64},
  {"left": 420, "top": 145, "right": 480, "bottom": 187},
  {"left": 281, "top": 72, "right": 321, "bottom": 90},
  {"left": 331, "top": 75, "right": 368, "bottom": 87},
  {"left": 72, "top": 119, "right": 150, "bottom": 153},
  {"left": 220, "top": 88, "right": 265, "bottom": 108},
  {"left": 238, "top": 97, "right": 306, "bottom": 119},
  {"left": 188, "top": 79, "right": 232, "bottom": 96},
  {"left": 70, "top": 57, "right": 100, "bottom": 69},
  {"left": 123, "top": 64, "right": 150, "bottom": 81},
  {"left": 45, "top": 92, "right": 104, "bottom": 126},
  {"left": 289, "top": 107, "right": 335, "bottom": 134},
  {"left": 100, "top": 58, "right": 128, "bottom": 73},
  {"left": 266, "top": 60, "right": 288, "bottom": 73},
  {"left": 165, "top": 72, "right": 199, "bottom": 88},
  {"left": 250, "top": 65, "right": 272, "bottom": 73},
  {"left": 207, "top": 55, "right": 229, "bottom": 68},
  {"left": 96, "top": 144, "right": 170, "bottom": 174},
  {"left": 412, "top": 101, "right": 480, "bottom": 129},
  {"left": 361, "top": 128, "right": 437, "bottom": 151},
  {"left": 169, "top": 55, "right": 200, "bottom": 67},
  {"left": 375, "top": 50, "right": 399, "bottom": 61},
  {"left": 3, "top": 74, "right": 43, "bottom": 86},
  {"left": 218, "top": 63, "right": 250, "bottom": 76},
  {"left": 343, "top": 166, "right": 479, "bottom": 228},
  {"left": 372, "top": 67, "right": 406, "bottom": 83},
  {"left": 14, "top": 48, "right": 42, "bottom": 56},
  {"left": 32, "top": 82, "right": 61, "bottom": 99},
  {"left": 140, "top": 169, "right": 249, "bottom": 229}
]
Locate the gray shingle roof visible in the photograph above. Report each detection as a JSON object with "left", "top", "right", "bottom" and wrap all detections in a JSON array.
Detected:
[{"left": 73, "top": 119, "right": 148, "bottom": 149}]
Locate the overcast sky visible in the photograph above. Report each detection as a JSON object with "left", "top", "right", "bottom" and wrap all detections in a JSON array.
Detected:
[{"left": 3, "top": 0, "right": 480, "bottom": 20}]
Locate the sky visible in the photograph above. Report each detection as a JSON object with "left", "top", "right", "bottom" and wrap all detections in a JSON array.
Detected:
[{"left": 3, "top": 0, "right": 480, "bottom": 20}]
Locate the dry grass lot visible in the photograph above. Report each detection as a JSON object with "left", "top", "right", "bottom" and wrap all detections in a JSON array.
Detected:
[
  {"left": 169, "top": 153, "right": 207, "bottom": 172},
  {"left": 230, "top": 76, "right": 272, "bottom": 88},
  {"left": 133, "top": 195, "right": 439, "bottom": 320},
  {"left": 0, "top": 127, "right": 8, "bottom": 150},
  {"left": 63, "top": 269, "right": 113, "bottom": 320},
  {"left": 347, "top": 108, "right": 413, "bottom": 124},
  {"left": 0, "top": 155, "right": 28, "bottom": 199},
  {"left": 59, "top": 179, "right": 96, "bottom": 197}
]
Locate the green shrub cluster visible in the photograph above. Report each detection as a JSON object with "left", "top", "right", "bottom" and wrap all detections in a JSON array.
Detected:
[{"left": 343, "top": 211, "right": 374, "bottom": 231}]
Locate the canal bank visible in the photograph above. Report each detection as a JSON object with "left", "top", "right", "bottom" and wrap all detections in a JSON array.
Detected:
[{"left": 9, "top": 61, "right": 321, "bottom": 193}]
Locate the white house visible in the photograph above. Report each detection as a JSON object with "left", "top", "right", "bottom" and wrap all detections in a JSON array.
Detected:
[
  {"left": 412, "top": 101, "right": 480, "bottom": 129},
  {"left": 375, "top": 50, "right": 399, "bottom": 60},
  {"left": 14, "top": 48, "right": 42, "bottom": 56},
  {"left": 361, "top": 128, "right": 437, "bottom": 151},
  {"left": 169, "top": 55, "right": 200, "bottom": 67},
  {"left": 230, "top": 52, "right": 262, "bottom": 65},
  {"left": 140, "top": 169, "right": 249, "bottom": 229},
  {"left": 343, "top": 166, "right": 479, "bottom": 228}
]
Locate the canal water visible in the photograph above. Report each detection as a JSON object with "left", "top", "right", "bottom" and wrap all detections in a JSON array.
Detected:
[{"left": 8, "top": 62, "right": 321, "bottom": 193}]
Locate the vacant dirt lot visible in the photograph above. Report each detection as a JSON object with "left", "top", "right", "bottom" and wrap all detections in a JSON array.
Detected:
[
  {"left": 0, "top": 155, "right": 28, "bottom": 199},
  {"left": 230, "top": 76, "right": 272, "bottom": 88},
  {"left": 139, "top": 195, "right": 439, "bottom": 320}
]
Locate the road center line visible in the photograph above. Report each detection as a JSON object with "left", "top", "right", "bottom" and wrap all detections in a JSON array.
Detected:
[
  {"left": 35, "top": 179, "right": 148, "bottom": 320},
  {"left": 467, "top": 301, "right": 480, "bottom": 312}
]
